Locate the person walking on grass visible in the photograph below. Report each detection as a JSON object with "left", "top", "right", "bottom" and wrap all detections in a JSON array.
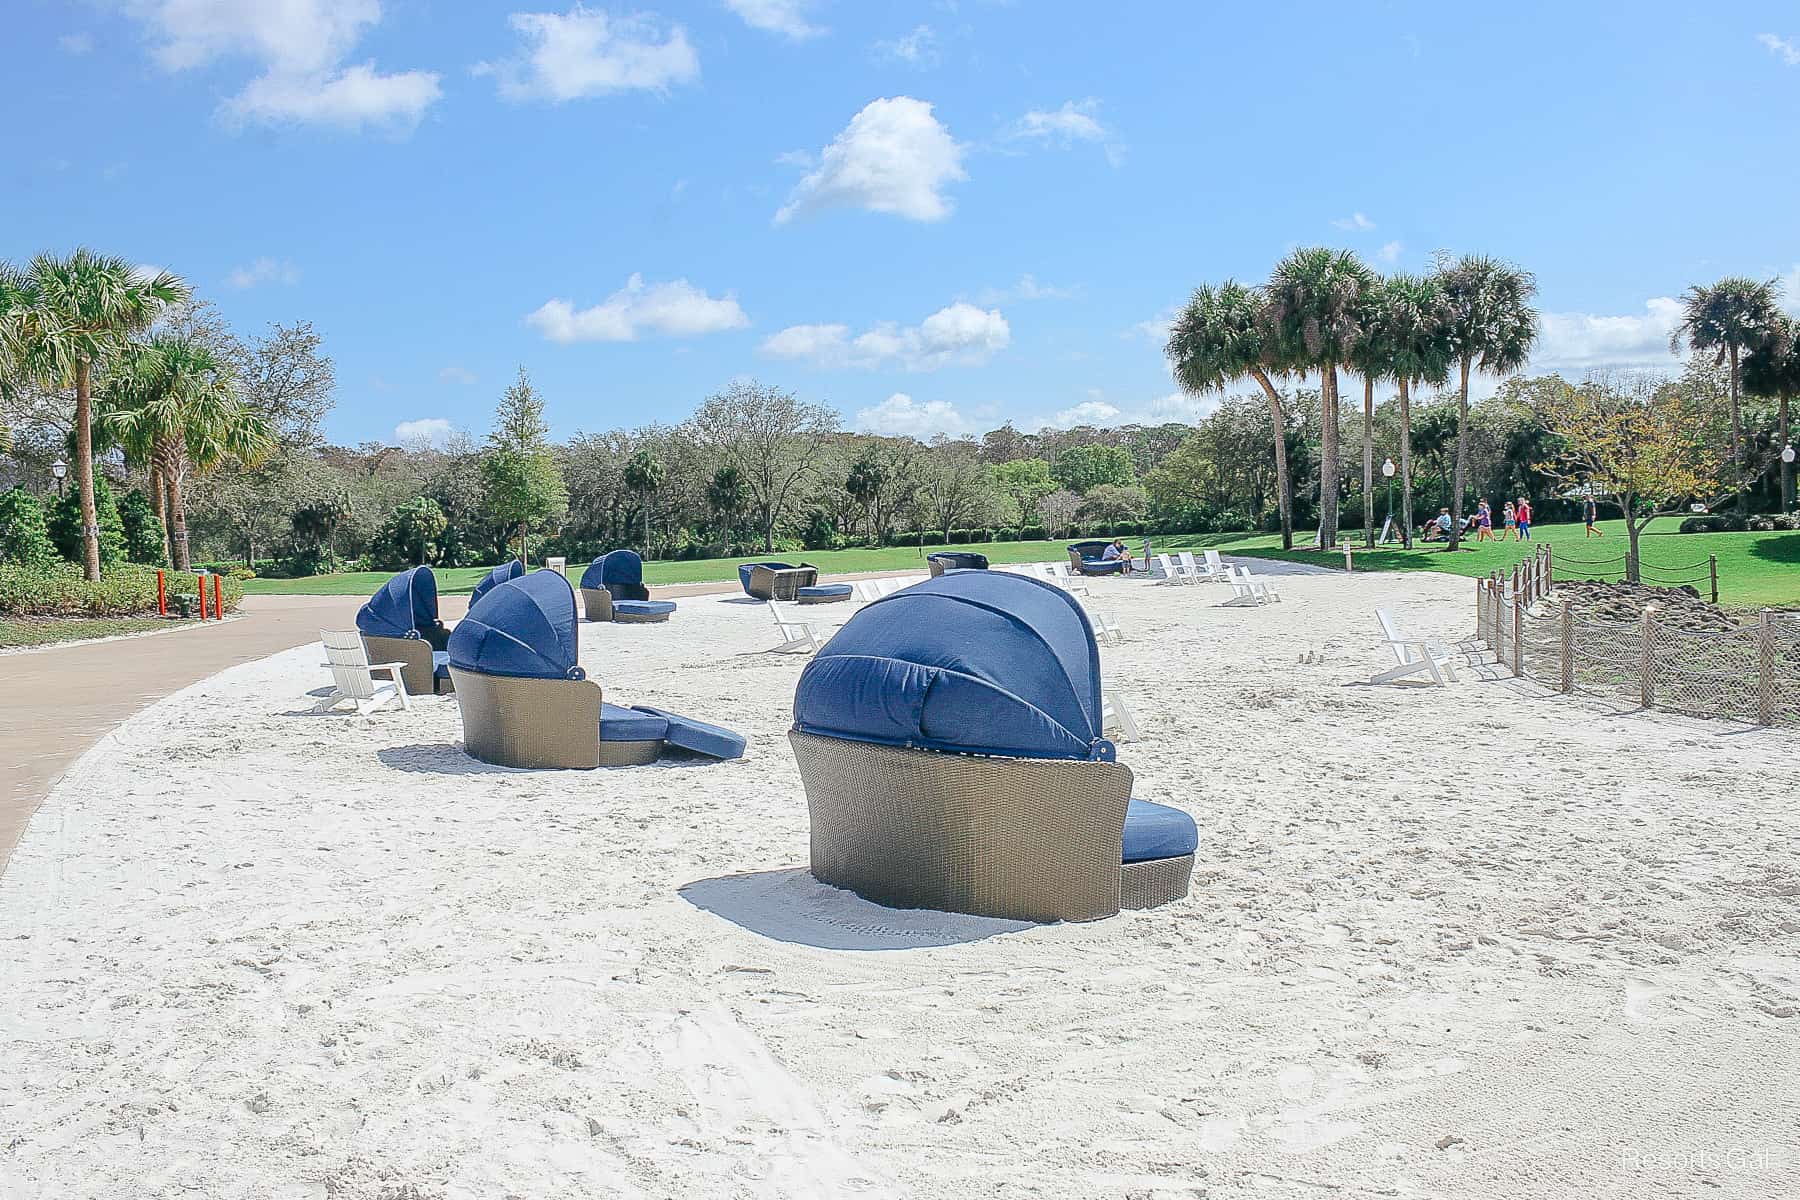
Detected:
[
  {"left": 1584, "top": 495, "right": 1604, "bottom": 537},
  {"left": 1476, "top": 498, "right": 1495, "bottom": 541},
  {"left": 1502, "top": 501, "right": 1517, "bottom": 540},
  {"left": 1516, "top": 494, "right": 1533, "bottom": 541}
]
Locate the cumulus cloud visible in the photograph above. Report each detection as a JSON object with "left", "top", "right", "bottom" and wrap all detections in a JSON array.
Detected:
[
  {"left": 724, "top": 0, "right": 825, "bottom": 40},
  {"left": 1035, "top": 391, "right": 1221, "bottom": 431},
  {"left": 525, "top": 273, "right": 749, "bottom": 343},
  {"left": 776, "top": 96, "right": 967, "bottom": 223},
  {"left": 856, "top": 393, "right": 972, "bottom": 437},
  {"left": 124, "top": 0, "right": 442, "bottom": 131},
  {"left": 1128, "top": 306, "right": 1180, "bottom": 344},
  {"left": 1009, "top": 99, "right": 1106, "bottom": 144},
  {"left": 439, "top": 365, "right": 477, "bottom": 385},
  {"left": 1531, "top": 298, "right": 1683, "bottom": 371},
  {"left": 1378, "top": 240, "right": 1403, "bottom": 264},
  {"left": 1331, "top": 212, "right": 1375, "bottom": 231},
  {"left": 395, "top": 417, "right": 454, "bottom": 445},
  {"left": 761, "top": 302, "right": 1009, "bottom": 371},
  {"left": 225, "top": 257, "right": 300, "bottom": 289},
  {"left": 477, "top": 6, "right": 698, "bottom": 102},
  {"left": 1757, "top": 32, "right": 1800, "bottom": 65},
  {"left": 875, "top": 25, "right": 937, "bottom": 66}
]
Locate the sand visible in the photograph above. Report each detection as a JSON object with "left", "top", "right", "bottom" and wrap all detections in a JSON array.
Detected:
[{"left": 2, "top": 569, "right": 1796, "bottom": 1199}]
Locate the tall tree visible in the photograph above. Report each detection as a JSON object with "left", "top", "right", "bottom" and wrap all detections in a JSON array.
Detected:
[
  {"left": 622, "top": 448, "right": 665, "bottom": 555},
  {"left": 1671, "top": 277, "right": 1782, "bottom": 515},
  {"left": 1436, "top": 255, "right": 1537, "bottom": 548},
  {"left": 1742, "top": 313, "right": 1800, "bottom": 512},
  {"left": 704, "top": 464, "right": 749, "bottom": 543},
  {"left": 1346, "top": 276, "right": 1393, "bottom": 547},
  {"left": 2, "top": 250, "right": 189, "bottom": 579},
  {"left": 1266, "top": 248, "right": 1375, "bottom": 548},
  {"left": 1372, "top": 273, "right": 1454, "bottom": 548},
  {"left": 481, "top": 367, "right": 567, "bottom": 565},
  {"left": 987, "top": 457, "right": 1056, "bottom": 535},
  {"left": 689, "top": 380, "right": 838, "bottom": 551},
  {"left": 1165, "top": 280, "right": 1297, "bottom": 548}
]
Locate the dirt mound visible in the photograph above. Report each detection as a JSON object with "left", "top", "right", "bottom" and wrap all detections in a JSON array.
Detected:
[{"left": 1545, "top": 580, "right": 1741, "bottom": 632}]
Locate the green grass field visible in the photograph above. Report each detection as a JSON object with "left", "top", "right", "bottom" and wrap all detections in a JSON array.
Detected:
[
  {"left": 0, "top": 615, "right": 177, "bottom": 650},
  {"left": 241, "top": 520, "right": 1800, "bottom": 609}
]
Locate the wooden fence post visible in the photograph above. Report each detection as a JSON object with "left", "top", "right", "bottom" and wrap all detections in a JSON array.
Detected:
[
  {"left": 1758, "top": 609, "right": 1776, "bottom": 727},
  {"left": 1512, "top": 597, "right": 1523, "bottom": 677},
  {"left": 1559, "top": 601, "right": 1574, "bottom": 693},
  {"left": 1494, "top": 584, "right": 1506, "bottom": 663},
  {"left": 1709, "top": 555, "right": 1719, "bottom": 604},
  {"left": 1544, "top": 543, "right": 1554, "bottom": 590},
  {"left": 1639, "top": 606, "right": 1656, "bottom": 709}
]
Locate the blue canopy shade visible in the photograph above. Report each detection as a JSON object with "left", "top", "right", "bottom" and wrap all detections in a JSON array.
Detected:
[
  {"left": 448, "top": 569, "right": 586, "bottom": 681},
  {"left": 582, "top": 550, "right": 644, "bottom": 590},
  {"left": 356, "top": 566, "right": 440, "bottom": 639},
  {"left": 470, "top": 560, "right": 524, "bottom": 607},
  {"left": 793, "top": 571, "right": 1111, "bottom": 761}
]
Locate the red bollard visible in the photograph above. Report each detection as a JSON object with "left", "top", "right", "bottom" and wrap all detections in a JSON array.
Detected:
[
  {"left": 157, "top": 569, "right": 167, "bottom": 616},
  {"left": 213, "top": 574, "right": 224, "bottom": 620},
  {"left": 196, "top": 574, "right": 208, "bottom": 621}
]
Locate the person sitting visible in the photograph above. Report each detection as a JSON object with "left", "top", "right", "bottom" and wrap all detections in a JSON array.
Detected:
[
  {"left": 1100, "top": 538, "right": 1136, "bottom": 573},
  {"left": 1420, "top": 508, "right": 1455, "bottom": 542}
]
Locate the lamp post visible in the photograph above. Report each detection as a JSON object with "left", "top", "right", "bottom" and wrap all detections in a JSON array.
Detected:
[
  {"left": 51, "top": 458, "right": 67, "bottom": 498},
  {"left": 1783, "top": 443, "right": 1796, "bottom": 513},
  {"left": 1381, "top": 457, "right": 1396, "bottom": 543}
]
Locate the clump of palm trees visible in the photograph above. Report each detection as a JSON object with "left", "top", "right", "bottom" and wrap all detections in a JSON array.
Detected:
[
  {"left": 0, "top": 249, "right": 271, "bottom": 577},
  {"left": 1167, "top": 249, "right": 1539, "bottom": 550}
]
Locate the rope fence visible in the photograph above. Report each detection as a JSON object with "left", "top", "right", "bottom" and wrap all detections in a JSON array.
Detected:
[{"left": 1473, "top": 546, "right": 1799, "bottom": 727}]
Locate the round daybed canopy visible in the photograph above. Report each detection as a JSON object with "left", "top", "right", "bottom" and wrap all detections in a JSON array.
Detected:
[
  {"left": 469, "top": 559, "right": 524, "bottom": 608},
  {"left": 354, "top": 565, "right": 452, "bottom": 695}
]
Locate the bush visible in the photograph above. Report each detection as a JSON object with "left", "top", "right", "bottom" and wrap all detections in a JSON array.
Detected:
[
  {"left": 117, "top": 488, "right": 167, "bottom": 565},
  {"left": 46, "top": 476, "right": 127, "bottom": 567},
  {"left": 0, "top": 561, "right": 244, "bottom": 618},
  {"left": 0, "top": 487, "right": 58, "bottom": 567},
  {"left": 1678, "top": 514, "right": 1750, "bottom": 534}
]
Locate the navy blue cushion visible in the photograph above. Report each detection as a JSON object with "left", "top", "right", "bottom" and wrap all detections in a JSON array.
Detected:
[
  {"left": 448, "top": 570, "right": 586, "bottom": 680},
  {"left": 796, "top": 584, "right": 851, "bottom": 598},
  {"left": 630, "top": 705, "right": 746, "bottom": 759},
  {"left": 600, "top": 702, "right": 669, "bottom": 742},
  {"left": 432, "top": 650, "right": 450, "bottom": 679},
  {"left": 470, "top": 560, "right": 524, "bottom": 607},
  {"left": 614, "top": 600, "right": 677, "bottom": 617},
  {"left": 1122, "top": 799, "right": 1198, "bottom": 863},
  {"left": 929, "top": 551, "right": 989, "bottom": 571},
  {"left": 356, "top": 566, "right": 440, "bottom": 639},
  {"left": 1081, "top": 559, "right": 1125, "bottom": 574},
  {"left": 738, "top": 561, "right": 798, "bottom": 595},
  {"left": 793, "top": 571, "right": 1112, "bottom": 761}
]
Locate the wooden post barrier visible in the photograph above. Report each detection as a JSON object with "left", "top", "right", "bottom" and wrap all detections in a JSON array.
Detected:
[
  {"left": 196, "top": 573, "right": 208, "bottom": 621},
  {"left": 157, "top": 569, "right": 167, "bottom": 616},
  {"left": 1758, "top": 609, "right": 1776, "bottom": 727},
  {"left": 1512, "top": 597, "right": 1523, "bottom": 677},
  {"left": 1559, "top": 600, "right": 1574, "bottom": 693},
  {"left": 1709, "top": 555, "right": 1719, "bottom": 604},
  {"left": 1639, "top": 606, "right": 1656, "bottom": 709},
  {"left": 213, "top": 574, "right": 224, "bottom": 620}
]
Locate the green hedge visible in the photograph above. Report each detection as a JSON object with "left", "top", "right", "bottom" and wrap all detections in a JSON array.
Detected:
[{"left": 0, "top": 562, "right": 244, "bottom": 619}]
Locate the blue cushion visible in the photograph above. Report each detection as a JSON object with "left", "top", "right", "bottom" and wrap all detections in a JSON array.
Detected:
[
  {"left": 432, "top": 650, "right": 450, "bottom": 679},
  {"left": 796, "top": 584, "right": 851, "bottom": 598},
  {"left": 599, "top": 703, "right": 669, "bottom": 742},
  {"left": 1122, "top": 799, "right": 1198, "bottom": 863},
  {"left": 1081, "top": 559, "right": 1125, "bottom": 574},
  {"left": 630, "top": 705, "right": 746, "bottom": 760},
  {"left": 614, "top": 600, "right": 677, "bottom": 617}
]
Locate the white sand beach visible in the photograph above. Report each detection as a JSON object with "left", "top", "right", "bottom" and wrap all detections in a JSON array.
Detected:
[{"left": 2, "top": 571, "right": 1796, "bottom": 1199}]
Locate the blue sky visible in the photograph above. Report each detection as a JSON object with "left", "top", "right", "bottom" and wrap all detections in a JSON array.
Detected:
[{"left": 8, "top": 1, "right": 1800, "bottom": 446}]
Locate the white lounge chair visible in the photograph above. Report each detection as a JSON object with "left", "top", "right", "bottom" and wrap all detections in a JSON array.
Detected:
[
  {"left": 1046, "top": 562, "right": 1092, "bottom": 597},
  {"left": 316, "top": 630, "right": 411, "bottom": 715},
  {"left": 1220, "top": 569, "right": 1268, "bottom": 607},
  {"left": 768, "top": 600, "right": 824, "bottom": 654},
  {"left": 1101, "top": 689, "right": 1141, "bottom": 742},
  {"left": 1232, "top": 563, "right": 1282, "bottom": 602},
  {"left": 1201, "top": 549, "right": 1234, "bottom": 582},
  {"left": 1371, "top": 609, "right": 1460, "bottom": 686},
  {"left": 854, "top": 580, "right": 884, "bottom": 603},
  {"left": 1152, "top": 553, "right": 1192, "bottom": 585},
  {"left": 1085, "top": 602, "right": 1124, "bottom": 645}
]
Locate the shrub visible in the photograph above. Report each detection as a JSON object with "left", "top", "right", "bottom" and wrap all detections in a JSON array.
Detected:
[
  {"left": 1678, "top": 514, "right": 1749, "bottom": 534},
  {"left": 118, "top": 488, "right": 167, "bottom": 565},
  {"left": 46, "top": 476, "right": 127, "bottom": 567},
  {"left": 0, "top": 487, "right": 58, "bottom": 568},
  {"left": 0, "top": 561, "right": 245, "bottom": 619}
]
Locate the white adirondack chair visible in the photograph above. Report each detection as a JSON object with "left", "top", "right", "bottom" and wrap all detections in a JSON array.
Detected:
[
  {"left": 1047, "top": 562, "right": 1092, "bottom": 597},
  {"left": 1084, "top": 601, "right": 1124, "bottom": 645},
  {"left": 768, "top": 600, "right": 824, "bottom": 654},
  {"left": 316, "top": 630, "right": 410, "bottom": 715},
  {"left": 1232, "top": 563, "right": 1282, "bottom": 602},
  {"left": 1371, "top": 609, "right": 1460, "bottom": 686},
  {"left": 1220, "top": 568, "right": 1267, "bottom": 607},
  {"left": 1152, "top": 553, "right": 1190, "bottom": 585},
  {"left": 854, "top": 580, "right": 884, "bottom": 603},
  {"left": 1101, "top": 689, "right": 1141, "bottom": 742},
  {"left": 1201, "top": 549, "right": 1232, "bottom": 582}
]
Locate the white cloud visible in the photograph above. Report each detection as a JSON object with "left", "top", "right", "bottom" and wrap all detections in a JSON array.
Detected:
[
  {"left": 1331, "top": 212, "right": 1375, "bottom": 231},
  {"left": 478, "top": 7, "right": 698, "bottom": 102},
  {"left": 723, "top": 0, "right": 824, "bottom": 40},
  {"left": 224, "top": 257, "right": 300, "bottom": 289},
  {"left": 761, "top": 302, "right": 1009, "bottom": 371},
  {"left": 1757, "top": 32, "right": 1800, "bottom": 65},
  {"left": 526, "top": 273, "right": 750, "bottom": 343},
  {"left": 776, "top": 96, "right": 967, "bottom": 223},
  {"left": 1377, "top": 240, "right": 1403, "bottom": 265},
  {"left": 1034, "top": 391, "right": 1220, "bottom": 431},
  {"left": 395, "top": 417, "right": 454, "bottom": 445},
  {"left": 856, "top": 393, "right": 971, "bottom": 437},
  {"left": 439, "top": 365, "right": 477, "bottom": 385},
  {"left": 59, "top": 32, "right": 94, "bottom": 54},
  {"left": 1128, "top": 306, "right": 1180, "bottom": 344},
  {"left": 875, "top": 25, "right": 937, "bottom": 66},
  {"left": 1532, "top": 298, "right": 1683, "bottom": 371},
  {"left": 1009, "top": 98, "right": 1106, "bottom": 144},
  {"left": 975, "top": 274, "right": 1079, "bottom": 304},
  {"left": 124, "top": 0, "right": 442, "bottom": 131}
]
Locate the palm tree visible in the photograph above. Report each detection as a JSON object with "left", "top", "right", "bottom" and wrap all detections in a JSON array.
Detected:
[
  {"left": 622, "top": 449, "right": 664, "bottom": 556},
  {"left": 1375, "top": 273, "right": 1454, "bottom": 548},
  {"left": 1671, "top": 277, "right": 1782, "bottom": 515},
  {"left": 1435, "top": 255, "right": 1537, "bottom": 548},
  {"left": 3, "top": 251, "right": 189, "bottom": 579},
  {"left": 705, "top": 464, "right": 749, "bottom": 546},
  {"left": 1743, "top": 313, "right": 1800, "bottom": 513},
  {"left": 1346, "top": 276, "right": 1393, "bottom": 548},
  {"left": 1166, "top": 280, "right": 1297, "bottom": 549},
  {"left": 100, "top": 335, "right": 271, "bottom": 570},
  {"left": 1265, "top": 248, "right": 1375, "bottom": 548}
]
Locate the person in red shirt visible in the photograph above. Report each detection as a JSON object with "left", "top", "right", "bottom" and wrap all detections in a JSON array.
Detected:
[{"left": 1516, "top": 494, "right": 1533, "bottom": 541}]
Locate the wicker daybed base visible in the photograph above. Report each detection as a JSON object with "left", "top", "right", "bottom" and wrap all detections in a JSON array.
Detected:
[
  {"left": 581, "top": 587, "right": 613, "bottom": 623},
  {"left": 748, "top": 564, "right": 818, "bottom": 601},
  {"left": 362, "top": 634, "right": 450, "bottom": 696},
  {"left": 1122, "top": 853, "right": 1193, "bottom": 909},
  {"left": 449, "top": 668, "right": 661, "bottom": 769}
]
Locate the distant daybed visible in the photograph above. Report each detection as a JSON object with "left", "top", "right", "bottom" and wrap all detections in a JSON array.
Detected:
[
  {"left": 739, "top": 561, "right": 818, "bottom": 601},
  {"left": 355, "top": 565, "right": 453, "bottom": 695},
  {"left": 927, "top": 551, "right": 989, "bottom": 576},
  {"left": 1068, "top": 540, "right": 1126, "bottom": 576},
  {"left": 580, "top": 550, "right": 677, "bottom": 623}
]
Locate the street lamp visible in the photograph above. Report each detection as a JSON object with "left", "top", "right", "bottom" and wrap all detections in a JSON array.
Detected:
[
  {"left": 50, "top": 459, "right": 67, "bottom": 498},
  {"left": 1381, "top": 457, "right": 1396, "bottom": 542},
  {"left": 1783, "top": 443, "right": 1796, "bottom": 513}
]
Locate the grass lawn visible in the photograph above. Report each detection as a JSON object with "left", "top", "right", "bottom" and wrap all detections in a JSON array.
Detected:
[
  {"left": 241, "top": 520, "right": 1800, "bottom": 609},
  {"left": 0, "top": 615, "right": 178, "bottom": 650}
]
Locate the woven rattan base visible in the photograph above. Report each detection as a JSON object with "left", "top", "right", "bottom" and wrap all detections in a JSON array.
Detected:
[
  {"left": 363, "top": 635, "right": 449, "bottom": 696},
  {"left": 452, "top": 668, "right": 617, "bottom": 769},
  {"left": 1122, "top": 854, "right": 1193, "bottom": 909},
  {"left": 580, "top": 588, "right": 612, "bottom": 623}
]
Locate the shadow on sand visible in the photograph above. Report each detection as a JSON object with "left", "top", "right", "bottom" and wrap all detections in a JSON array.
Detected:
[
  {"left": 678, "top": 867, "right": 1036, "bottom": 951},
  {"left": 377, "top": 743, "right": 516, "bottom": 774}
]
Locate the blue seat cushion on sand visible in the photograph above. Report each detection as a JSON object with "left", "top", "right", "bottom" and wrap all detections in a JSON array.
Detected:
[
  {"left": 796, "top": 584, "right": 851, "bottom": 599},
  {"left": 613, "top": 599, "right": 677, "bottom": 617},
  {"left": 1121, "top": 799, "right": 1198, "bottom": 863},
  {"left": 630, "top": 705, "right": 747, "bottom": 760},
  {"left": 599, "top": 703, "right": 669, "bottom": 742}
]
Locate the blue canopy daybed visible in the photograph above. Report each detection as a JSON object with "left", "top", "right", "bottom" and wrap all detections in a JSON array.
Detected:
[
  {"left": 580, "top": 550, "right": 677, "bottom": 623},
  {"left": 1067, "top": 540, "right": 1126, "bottom": 576},
  {"left": 926, "top": 550, "right": 990, "bottom": 576},
  {"left": 355, "top": 565, "right": 454, "bottom": 695},
  {"left": 738, "top": 560, "right": 818, "bottom": 601},
  {"left": 469, "top": 559, "right": 524, "bottom": 608}
]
